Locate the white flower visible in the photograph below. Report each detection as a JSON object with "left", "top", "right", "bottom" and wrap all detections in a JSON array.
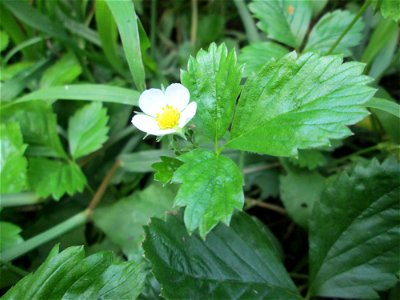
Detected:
[{"left": 131, "top": 83, "right": 197, "bottom": 137}]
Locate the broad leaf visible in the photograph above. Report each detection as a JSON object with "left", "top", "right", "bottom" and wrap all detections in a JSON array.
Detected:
[
  {"left": 68, "top": 102, "right": 109, "bottom": 159},
  {"left": 152, "top": 156, "right": 183, "bottom": 184},
  {"left": 181, "top": 43, "right": 242, "bottom": 141},
  {"left": 172, "top": 149, "right": 244, "bottom": 238},
  {"left": 0, "top": 123, "right": 27, "bottom": 193},
  {"left": 280, "top": 170, "right": 325, "bottom": 228},
  {"left": 93, "top": 184, "right": 176, "bottom": 260},
  {"left": 0, "top": 222, "right": 23, "bottom": 251},
  {"left": 28, "top": 158, "right": 86, "bottom": 200},
  {"left": 309, "top": 158, "right": 400, "bottom": 298},
  {"left": 304, "top": 10, "right": 364, "bottom": 56},
  {"left": 227, "top": 52, "right": 375, "bottom": 156},
  {"left": 249, "top": 0, "right": 312, "bottom": 48},
  {"left": 143, "top": 212, "right": 301, "bottom": 299},
  {"left": 2, "top": 245, "right": 146, "bottom": 300},
  {"left": 239, "top": 42, "right": 289, "bottom": 76}
]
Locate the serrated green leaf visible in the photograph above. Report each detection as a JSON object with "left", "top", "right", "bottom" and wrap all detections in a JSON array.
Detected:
[
  {"left": 226, "top": 52, "right": 375, "bottom": 156},
  {"left": 280, "top": 170, "right": 325, "bottom": 228},
  {"left": 288, "top": 150, "right": 327, "bottom": 170},
  {"left": 373, "top": 0, "right": 400, "bottom": 22},
  {"left": 28, "top": 158, "right": 86, "bottom": 200},
  {"left": 39, "top": 52, "right": 82, "bottom": 88},
  {"left": 0, "top": 123, "right": 27, "bottom": 194},
  {"left": 239, "top": 42, "right": 289, "bottom": 77},
  {"left": 143, "top": 211, "right": 301, "bottom": 299},
  {"left": 93, "top": 184, "right": 176, "bottom": 260},
  {"left": 119, "top": 150, "right": 173, "bottom": 173},
  {"left": 249, "top": 0, "right": 312, "bottom": 48},
  {"left": 309, "top": 158, "right": 400, "bottom": 298},
  {"left": 0, "top": 222, "right": 23, "bottom": 251},
  {"left": 181, "top": 43, "right": 242, "bottom": 142},
  {"left": 152, "top": 156, "right": 183, "bottom": 184},
  {"left": 68, "top": 102, "right": 109, "bottom": 159},
  {"left": 2, "top": 245, "right": 146, "bottom": 300},
  {"left": 172, "top": 149, "right": 244, "bottom": 238},
  {"left": 1, "top": 101, "right": 67, "bottom": 158},
  {"left": 0, "top": 30, "right": 10, "bottom": 52},
  {"left": 304, "top": 10, "right": 364, "bottom": 56}
]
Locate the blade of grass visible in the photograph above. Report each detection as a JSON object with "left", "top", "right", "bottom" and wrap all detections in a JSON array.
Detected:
[
  {"left": 106, "top": 0, "right": 146, "bottom": 91},
  {"left": 366, "top": 97, "right": 400, "bottom": 119},
  {"left": 4, "top": 36, "right": 45, "bottom": 65}
]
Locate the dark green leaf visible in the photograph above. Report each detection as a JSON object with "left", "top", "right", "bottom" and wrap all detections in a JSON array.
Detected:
[
  {"left": 0, "top": 222, "right": 23, "bottom": 251},
  {"left": 143, "top": 212, "right": 301, "bottom": 299},
  {"left": 249, "top": 0, "right": 312, "bottom": 48},
  {"left": 0, "top": 30, "right": 10, "bottom": 52},
  {"left": 2, "top": 245, "right": 146, "bottom": 300},
  {"left": 309, "top": 158, "right": 400, "bottom": 298},
  {"left": 181, "top": 43, "right": 242, "bottom": 142},
  {"left": 120, "top": 150, "right": 173, "bottom": 173},
  {"left": 28, "top": 158, "right": 86, "bottom": 200},
  {"left": 152, "top": 156, "right": 183, "bottom": 184},
  {"left": 68, "top": 102, "right": 109, "bottom": 159},
  {"left": 172, "top": 149, "right": 244, "bottom": 238},
  {"left": 304, "top": 10, "right": 364, "bottom": 56},
  {"left": 239, "top": 42, "right": 289, "bottom": 77},
  {"left": 0, "top": 123, "right": 27, "bottom": 194},
  {"left": 93, "top": 184, "right": 176, "bottom": 260},
  {"left": 226, "top": 52, "right": 375, "bottom": 156},
  {"left": 288, "top": 150, "right": 327, "bottom": 170}
]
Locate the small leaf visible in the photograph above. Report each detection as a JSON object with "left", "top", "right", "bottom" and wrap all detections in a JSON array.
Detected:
[
  {"left": 172, "top": 149, "right": 244, "bottom": 238},
  {"left": 304, "top": 10, "right": 364, "bottom": 56},
  {"left": 373, "top": 0, "right": 400, "bottom": 22},
  {"left": 120, "top": 150, "right": 173, "bottom": 173},
  {"left": 249, "top": 0, "right": 312, "bottom": 48},
  {"left": 226, "top": 52, "right": 375, "bottom": 156},
  {"left": 239, "top": 41, "right": 289, "bottom": 76},
  {"left": 181, "top": 43, "right": 242, "bottom": 142},
  {"left": 68, "top": 102, "right": 109, "bottom": 159},
  {"left": 280, "top": 170, "right": 325, "bottom": 228},
  {"left": 288, "top": 150, "right": 327, "bottom": 170},
  {"left": 0, "top": 222, "right": 23, "bottom": 251},
  {"left": 309, "top": 157, "right": 400, "bottom": 298},
  {"left": 152, "top": 156, "right": 183, "bottom": 184},
  {"left": 2, "top": 245, "right": 146, "bottom": 300},
  {"left": 28, "top": 158, "right": 86, "bottom": 200},
  {"left": 93, "top": 184, "right": 176, "bottom": 260},
  {"left": 143, "top": 212, "right": 301, "bottom": 299},
  {"left": 0, "top": 123, "right": 27, "bottom": 194}
]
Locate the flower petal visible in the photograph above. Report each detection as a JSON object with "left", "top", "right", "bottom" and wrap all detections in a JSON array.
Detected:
[
  {"left": 165, "top": 83, "right": 190, "bottom": 111},
  {"left": 179, "top": 102, "right": 197, "bottom": 128},
  {"left": 131, "top": 114, "right": 176, "bottom": 136},
  {"left": 139, "top": 88, "right": 166, "bottom": 117}
]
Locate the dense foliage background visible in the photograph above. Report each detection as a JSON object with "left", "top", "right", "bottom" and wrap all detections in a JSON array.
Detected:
[{"left": 0, "top": 0, "right": 399, "bottom": 299}]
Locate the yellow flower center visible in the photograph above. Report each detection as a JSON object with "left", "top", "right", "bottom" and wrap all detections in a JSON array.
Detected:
[{"left": 156, "top": 105, "right": 180, "bottom": 129}]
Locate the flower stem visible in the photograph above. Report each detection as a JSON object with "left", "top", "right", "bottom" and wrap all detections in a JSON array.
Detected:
[
  {"left": 233, "top": 0, "right": 260, "bottom": 43},
  {"left": 0, "top": 193, "right": 43, "bottom": 207},
  {"left": 326, "top": 0, "right": 371, "bottom": 55}
]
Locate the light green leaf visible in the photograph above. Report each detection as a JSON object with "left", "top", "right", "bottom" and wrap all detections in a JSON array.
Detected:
[
  {"left": 309, "top": 158, "right": 400, "bottom": 298},
  {"left": 304, "top": 10, "right": 364, "bottom": 56},
  {"left": 68, "top": 102, "right": 109, "bottom": 159},
  {"left": 172, "top": 149, "right": 244, "bottom": 238},
  {"left": 119, "top": 150, "right": 173, "bottom": 173},
  {"left": 93, "top": 184, "right": 176, "bottom": 260},
  {"left": 152, "top": 156, "right": 183, "bottom": 184},
  {"left": 143, "top": 212, "right": 301, "bottom": 299},
  {"left": 366, "top": 97, "right": 400, "bottom": 119},
  {"left": 106, "top": 0, "right": 145, "bottom": 91},
  {"left": 310, "top": 0, "right": 328, "bottom": 17},
  {"left": 2, "top": 245, "right": 146, "bottom": 300},
  {"left": 249, "top": 0, "right": 312, "bottom": 48},
  {"left": 28, "top": 158, "right": 86, "bottom": 200},
  {"left": 40, "top": 52, "right": 82, "bottom": 88},
  {"left": 0, "top": 222, "right": 23, "bottom": 251},
  {"left": 13, "top": 84, "right": 140, "bottom": 106},
  {"left": 181, "top": 43, "right": 242, "bottom": 142},
  {"left": 374, "top": 0, "right": 400, "bottom": 22},
  {"left": 1, "top": 101, "right": 67, "bottom": 159},
  {"left": 288, "top": 150, "right": 327, "bottom": 170},
  {"left": 226, "top": 52, "right": 375, "bottom": 157},
  {"left": 239, "top": 42, "right": 289, "bottom": 77},
  {"left": 0, "top": 30, "right": 10, "bottom": 52},
  {"left": 0, "top": 61, "right": 34, "bottom": 81},
  {"left": 280, "top": 170, "right": 325, "bottom": 228},
  {"left": 0, "top": 123, "right": 27, "bottom": 194}
]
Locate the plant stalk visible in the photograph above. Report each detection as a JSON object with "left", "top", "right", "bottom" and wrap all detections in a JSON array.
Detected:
[
  {"left": 233, "top": 0, "right": 260, "bottom": 43},
  {"left": 0, "top": 193, "right": 42, "bottom": 207}
]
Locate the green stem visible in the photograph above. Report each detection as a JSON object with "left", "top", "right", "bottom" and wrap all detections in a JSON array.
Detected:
[
  {"left": 233, "top": 0, "right": 260, "bottom": 43},
  {"left": 0, "top": 193, "right": 43, "bottom": 207},
  {"left": 0, "top": 210, "right": 89, "bottom": 262},
  {"left": 326, "top": 0, "right": 371, "bottom": 55},
  {"left": 150, "top": 0, "right": 157, "bottom": 58},
  {"left": 190, "top": 0, "right": 198, "bottom": 47},
  {"left": 0, "top": 259, "right": 29, "bottom": 277}
]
